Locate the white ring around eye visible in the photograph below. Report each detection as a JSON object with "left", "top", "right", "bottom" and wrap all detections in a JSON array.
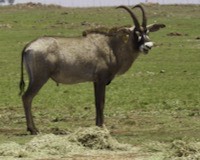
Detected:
[{"left": 138, "top": 36, "right": 142, "bottom": 41}]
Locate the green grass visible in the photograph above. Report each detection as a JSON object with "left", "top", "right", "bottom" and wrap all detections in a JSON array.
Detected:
[{"left": 0, "top": 4, "right": 200, "bottom": 145}]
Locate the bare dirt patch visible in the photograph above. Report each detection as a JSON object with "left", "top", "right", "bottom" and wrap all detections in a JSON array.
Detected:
[
  {"left": 14, "top": 2, "right": 62, "bottom": 9},
  {"left": 167, "top": 32, "right": 189, "bottom": 36}
]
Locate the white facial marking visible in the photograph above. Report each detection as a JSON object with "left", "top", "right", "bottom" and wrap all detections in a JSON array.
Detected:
[
  {"left": 140, "top": 42, "right": 154, "bottom": 54},
  {"left": 138, "top": 36, "right": 142, "bottom": 41},
  {"left": 145, "top": 42, "right": 154, "bottom": 49},
  {"left": 139, "top": 45, "right": 145, "bottom": 52},
  {"left": 144, "top": 35, "right": 150, "bottom": 40}
]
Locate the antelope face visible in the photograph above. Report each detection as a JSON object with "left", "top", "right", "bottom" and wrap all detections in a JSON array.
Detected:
[
  {"left": 135, "top": 29, "right": 153, "bottom": 54},
  {"left": 117, "top": 5, "right": 165, "bottom": 54}
]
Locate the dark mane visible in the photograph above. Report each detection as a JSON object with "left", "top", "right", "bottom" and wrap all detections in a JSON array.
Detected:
[{"left": 82, "top": 25, "right": 132, "bottom": 37}]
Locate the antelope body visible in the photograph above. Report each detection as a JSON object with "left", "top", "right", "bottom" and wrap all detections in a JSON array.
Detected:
[{"left": 19, "top": 5, "right": 165, "bottom": 134}]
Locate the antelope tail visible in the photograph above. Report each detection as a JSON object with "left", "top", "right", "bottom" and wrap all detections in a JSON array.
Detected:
[{"left": 19, "top": 47, "right": 26, "bottom": 96}]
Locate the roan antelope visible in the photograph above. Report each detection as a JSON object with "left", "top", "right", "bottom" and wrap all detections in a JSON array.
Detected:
[{"left": 19, "top": 5, "right": 165, "bottom": 134}]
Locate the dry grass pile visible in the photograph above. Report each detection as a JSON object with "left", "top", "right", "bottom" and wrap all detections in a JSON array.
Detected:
[
  {"left": 0, "top": 127, "right": 132, "bottom": 159},
  {"left": 141, "top": 140, "right": 200, "bottom": 160},
  {"left": 0, "top": 142, "right": 23, "bottom": 157},
  {"left": 166, "top": 140, "right": 200, "bottom": 160},
  {"left": 1, "top": 127, "right": 199, "bottom": 159},
  {"left": 68, "top": 127, "right": 132, "bottom": 150}
]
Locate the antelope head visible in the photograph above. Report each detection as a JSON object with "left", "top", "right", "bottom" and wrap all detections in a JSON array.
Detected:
[{"left": 117, "top": 5, "right": 165, "bottom": 54}]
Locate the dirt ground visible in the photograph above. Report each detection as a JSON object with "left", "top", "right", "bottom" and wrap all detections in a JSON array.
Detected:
[
  {"left": 0, "top": 106, "right": 200, "bottom": 159},
  {"left": 0, "top": 126, "right": 200, "bottom": 160}
]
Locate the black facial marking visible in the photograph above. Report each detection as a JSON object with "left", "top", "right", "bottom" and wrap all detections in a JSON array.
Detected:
[
  {"left": 133, "top": 28, "right": 151, "bottom": 50},
  {"left": 133, "top": 29, "right": 144, "bottom": 48}
]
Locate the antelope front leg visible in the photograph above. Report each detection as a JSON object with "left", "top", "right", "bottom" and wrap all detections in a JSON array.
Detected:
[{"left": 94, "top": 82, "right": 106, "bottom": 127}]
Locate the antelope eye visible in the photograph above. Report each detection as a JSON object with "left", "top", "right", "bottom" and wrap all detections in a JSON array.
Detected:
[
  {"left": 135, "top": 31, "right": 142, "bottom": 41},
  {"left": 135, "top": 31, "right": 141, "bottom": 36},
  {"left": 138, "top": 36, "right": 142, "bottom": 41}
]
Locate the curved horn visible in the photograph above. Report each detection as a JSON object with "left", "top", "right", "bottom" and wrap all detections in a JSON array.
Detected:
[
  {"left": 116, "top": 5, "right": 140, "bottom": 30},
  {"left": 132, "top": 4, "right": 147, "bottom": 29}
]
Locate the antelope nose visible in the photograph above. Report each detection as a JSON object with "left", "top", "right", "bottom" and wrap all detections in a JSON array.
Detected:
[{"left": 145, "top": 42, "right": 153, "bottom": 49}]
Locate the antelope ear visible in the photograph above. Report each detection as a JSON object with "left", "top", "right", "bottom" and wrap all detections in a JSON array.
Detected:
[{"left": 147, "top": 23, "right": 166, "bottom": 32}]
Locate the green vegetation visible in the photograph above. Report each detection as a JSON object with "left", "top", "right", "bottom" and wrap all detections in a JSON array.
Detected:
[{"left": 0, "top": 4, "right": 199, "bottom": 151}]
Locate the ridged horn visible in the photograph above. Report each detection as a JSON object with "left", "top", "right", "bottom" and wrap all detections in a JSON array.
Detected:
[
  {"left": 116, "top": 5, "right": 140, "bottom": 30},
  {"left": 132, "top": 4, "right": 147, "bottom": 29}
]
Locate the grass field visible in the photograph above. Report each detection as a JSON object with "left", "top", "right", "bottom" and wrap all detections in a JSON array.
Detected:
[{"left": 0, "top": 3, "right": 200, "bottom": 159}]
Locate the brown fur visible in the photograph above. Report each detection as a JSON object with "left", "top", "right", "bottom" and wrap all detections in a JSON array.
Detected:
[{"left": 82, "top": 25, "right": 132, "bottom": 37}]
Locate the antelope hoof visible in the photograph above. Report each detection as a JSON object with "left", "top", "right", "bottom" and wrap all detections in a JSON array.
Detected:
[
  {"left": 28, "top": 127, "right": 39, "bottom": 135},
  {"left": 96, "top": 122, "right": 103, "bottom": 127}
]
